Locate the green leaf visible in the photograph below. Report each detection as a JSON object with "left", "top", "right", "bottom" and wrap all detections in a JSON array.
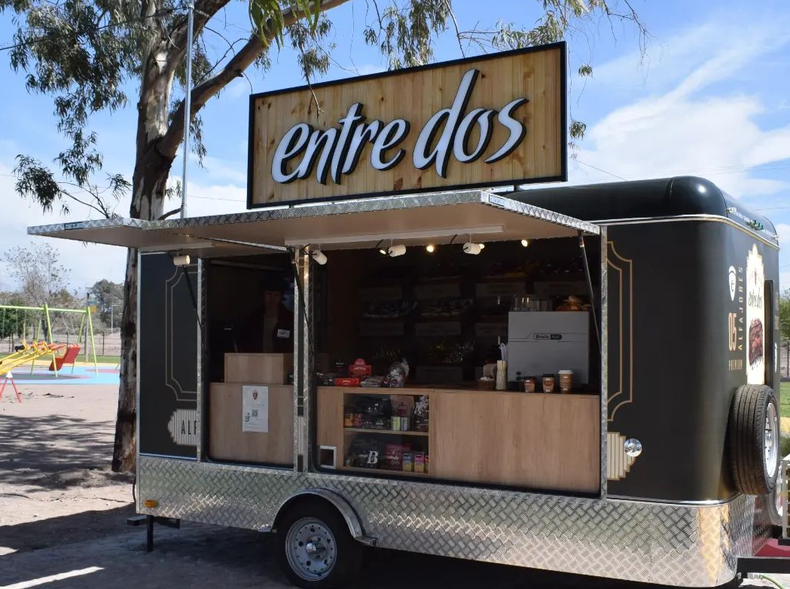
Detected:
[{"left": 248, "top": 0, "right": 324, "bottom": 47}]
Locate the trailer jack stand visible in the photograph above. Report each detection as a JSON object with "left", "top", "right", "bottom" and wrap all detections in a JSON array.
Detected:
[{"left": 126, "top": 515, "right": 181, "bottom": 552}]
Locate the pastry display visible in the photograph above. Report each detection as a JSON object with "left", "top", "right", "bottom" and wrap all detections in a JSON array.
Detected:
[
  {"left": 362, "top": 300, "right": 417, "bottom": 319},
  {"left": 420, "top": 298, "right": 473, "bottom": 318}
]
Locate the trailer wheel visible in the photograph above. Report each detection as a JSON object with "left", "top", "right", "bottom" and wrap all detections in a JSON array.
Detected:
[
  {"left": 766, "top": 482, "right": 784, "bottom": 527},
  {"left": 728, "top": 385, "right": 779, "bottom": 496},
  {"left": 277, "top": 500, "right": 362, "bottom": 589}
]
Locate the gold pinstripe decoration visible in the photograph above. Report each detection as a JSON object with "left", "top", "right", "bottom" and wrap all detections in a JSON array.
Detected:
[{"left": 607, "top": 432, "right": 637, "bottom": 481}]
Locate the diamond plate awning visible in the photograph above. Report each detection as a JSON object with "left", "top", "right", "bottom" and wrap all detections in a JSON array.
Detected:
[{"left": 28, "top": 190, "right": 598, "bottom": 255}]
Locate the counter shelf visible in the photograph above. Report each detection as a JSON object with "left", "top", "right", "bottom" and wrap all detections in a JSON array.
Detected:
[{"left": 317, "top": 385, "right": 600, "bottom": 492}]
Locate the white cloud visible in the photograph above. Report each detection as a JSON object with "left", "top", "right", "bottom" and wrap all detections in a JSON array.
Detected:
[
  {"left": 224, "top": 78, "right": 251, "bottom": 100},
  {"left": 185, "top": 181, "right": 248, "bottom": 216},
  {"left": 355, "top": 63, "right": 385, "bottom": 76},
  {"left": 589, "top": 17, "right": 790, "bottom": 98},
  {"left": 191, "top": 153, "right": 248, "bottom": 185},
  {"left": 0, "top": 157, "right": 249, "bottom": 292},
  {"left": 0, "top": 162, "right": 127, "bottom": 290},
  {"left": 574, "top": 18, "right": 790, "bottom": 200}
]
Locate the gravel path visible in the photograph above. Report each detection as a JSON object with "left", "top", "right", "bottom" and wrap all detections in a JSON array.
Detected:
[{"left": 0, "top": 383, "right": 785, "bottom": 589}]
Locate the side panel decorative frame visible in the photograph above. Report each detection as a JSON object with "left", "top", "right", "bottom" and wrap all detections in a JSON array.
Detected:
[
  {"left": 607, "top": 239, "right": 634, "bottom": 422},
  {"left": 599, "top": 228, "right": 608, "bottom": 496},
  {"left": 197, "top": 258, "right": 206, "bottom": 461}
]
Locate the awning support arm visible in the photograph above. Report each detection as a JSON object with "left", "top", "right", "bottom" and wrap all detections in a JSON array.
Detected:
[
  {"left": 179, "top": 234, "right": 288, "bottom": 252},
  {"left": 578, "top": 231, "right": 602, "bottom": 354}
]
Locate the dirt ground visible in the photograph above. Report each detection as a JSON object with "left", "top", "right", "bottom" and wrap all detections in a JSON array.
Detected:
[
  {"left": 0, "top": 383, "right": 784, "bottom": 589},
  {"left": 0, "top": 384, "right": 133, "bottom": 550}
]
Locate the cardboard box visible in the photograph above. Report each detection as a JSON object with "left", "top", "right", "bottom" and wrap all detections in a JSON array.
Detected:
[
  {"left": 225, "top": 353, "right": 293, "bottom": 384},
  {"left": 334, "top": 377, "right": 360, "bottom": 387},
  {"left": 209, "top": 383, "right": 294, "bottom": 464}
]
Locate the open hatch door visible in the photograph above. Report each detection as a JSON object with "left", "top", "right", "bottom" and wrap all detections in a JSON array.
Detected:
[{"left": 28, "top": 190, "right": 599, "bottom": 253}]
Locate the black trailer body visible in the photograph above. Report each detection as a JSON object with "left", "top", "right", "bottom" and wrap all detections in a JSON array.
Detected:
[
  {"left": 138, "top": 253, "right": 199, "bottom": 457},
  {"left": 513, "top": 176, "right": 781, "bottom": 503},
  {"left": 26, "top": 177, "right": 785, "bottom": 587}
]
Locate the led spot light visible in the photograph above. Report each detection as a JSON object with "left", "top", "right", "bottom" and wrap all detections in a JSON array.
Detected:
[
  {"left": 311, "top": 249, "right": 328, "bottom": 265},
  {"left": 388, "top": 244, "right": 406, "bottom": 257},
  {"left": 173, "top": 254, "right": 191, "bottom": 266},
  {"left": 463, "top": 242, "right": 482, "bottom": 255}
]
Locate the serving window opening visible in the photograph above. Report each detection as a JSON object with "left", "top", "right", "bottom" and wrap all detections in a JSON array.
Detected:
[
  {"left": 203, "top": 253, "right": 298, "bottom": 467},
  {"left": 312, "top": 235, "right": 602, "bottom": 494}
]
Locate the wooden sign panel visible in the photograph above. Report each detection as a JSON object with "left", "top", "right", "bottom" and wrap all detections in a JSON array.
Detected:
[{"left": 248, "top": 42, "right": 566, "bottom": 207}]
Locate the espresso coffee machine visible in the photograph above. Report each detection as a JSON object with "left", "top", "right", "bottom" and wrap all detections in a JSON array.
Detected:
[{"left": 507, "top": 311, "right": 590, "bottom": 383}]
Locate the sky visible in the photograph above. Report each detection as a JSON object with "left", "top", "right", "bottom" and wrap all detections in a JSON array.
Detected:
[{"left": 0, "top": 0, "right": 789, "bottom": 293}]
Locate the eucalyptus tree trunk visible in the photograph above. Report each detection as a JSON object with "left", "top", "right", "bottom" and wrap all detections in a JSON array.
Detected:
[
  {"left": 111, "top": 51, "right": 177, "bottom": 471},
  {"left": 111, "top": 0, "right": 351, "bottom": 472}
]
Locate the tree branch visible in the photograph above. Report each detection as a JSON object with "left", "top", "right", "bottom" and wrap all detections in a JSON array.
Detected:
[
  {"left": 442, "top": 0, "right": 465, "bottom": 58},
  {"left": 166, "top": 0, "right": 232, "bottom": 65},
  {"left": 160, "top": 0, "right": 351, "bottom": 158},
  {"left": 159, "top": 206, "right": 183, "bottom": 220}
]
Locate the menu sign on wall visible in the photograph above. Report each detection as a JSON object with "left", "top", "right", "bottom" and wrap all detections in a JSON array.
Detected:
[
  {"left": 248, "top": 43, "right": 566, "bottom": 207},
  {"left": 745, "top": 245, "right": 765, "bottom": 384}
]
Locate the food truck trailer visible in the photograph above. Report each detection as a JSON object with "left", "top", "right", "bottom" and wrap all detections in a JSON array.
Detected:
[{"left": 27, "top": 42, "right": 786, "bottom": 588}]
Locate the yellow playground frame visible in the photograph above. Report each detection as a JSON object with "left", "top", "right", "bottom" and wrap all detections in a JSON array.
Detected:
[{"left": 0, "top": 303, "right": 99, "bottom": 378}]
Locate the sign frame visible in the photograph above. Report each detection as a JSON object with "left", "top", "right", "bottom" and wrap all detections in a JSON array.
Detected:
[{"left": 247, "top": 42, "right": 568, "bottom": 209}]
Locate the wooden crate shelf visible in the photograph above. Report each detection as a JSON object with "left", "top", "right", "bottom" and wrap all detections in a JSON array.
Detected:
[{"left": 339, "top": 466, "right": 429, "bottom": 478}]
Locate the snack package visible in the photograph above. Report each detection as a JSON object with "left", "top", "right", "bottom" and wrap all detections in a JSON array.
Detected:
[
  {"left": 347, "top": 438, "right": 382, "bottom": 469},
  {"left": 413, "top": 395, "right": 430, "bottom": 432},
  {"left": 383, "top": 443, "right": 411, "bottom": 470},
  {"left": 349, "top": 358, "right": 373, "bottom": 378},
  {"left": 414, "top": 452, "right": 425, "bottom": 473},
  {"left": 360, "top": 376, "right": 384, "bottom": 388},
  {"left": 384, "top": 358, "right": 410, "bottom": 388}
]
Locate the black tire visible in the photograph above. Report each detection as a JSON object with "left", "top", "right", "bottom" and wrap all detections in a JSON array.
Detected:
[
  {"left": 276, "top": 500, "right": 362, "bottom": 589},
  {"left": 727, "top": 384, "right": 779, "bottom": 496}
]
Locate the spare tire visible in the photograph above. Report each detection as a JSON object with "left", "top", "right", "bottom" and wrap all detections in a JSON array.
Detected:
[{"left": 727, "top": 384, "right": 779, "bottom": 496}]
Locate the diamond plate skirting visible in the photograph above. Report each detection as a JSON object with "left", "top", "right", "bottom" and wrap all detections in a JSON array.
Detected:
[{"left": 138, "top": 455, "right": 756, "bottom": 586}]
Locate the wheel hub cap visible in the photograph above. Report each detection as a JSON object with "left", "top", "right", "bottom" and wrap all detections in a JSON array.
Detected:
[
  {"left": 285, "top": 518, "right": 337, "bottom": 581},
  {"left": 765, "top": 403, "right": 779, "bottom": 480}
]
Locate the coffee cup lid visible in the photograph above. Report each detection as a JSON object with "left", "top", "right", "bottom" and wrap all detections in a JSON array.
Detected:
[{"left": 558, "top": 370, "right": 573, "bottom": 374}]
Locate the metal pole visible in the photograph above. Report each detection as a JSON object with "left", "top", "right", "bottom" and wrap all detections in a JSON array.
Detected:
[
  {"left": 577, "top": 231, "right": 601, "bottom": 353},
  {"left": 87, "top": 306, "right": 98, "bottom": 376},
  {"left": 77, "top": 312, "right": 86, "bottom": 370},
  {"left": 180, "top": 0, "right": 195, "bottom": 220}
]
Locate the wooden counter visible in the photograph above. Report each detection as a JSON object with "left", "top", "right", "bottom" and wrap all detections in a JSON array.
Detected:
[
  {"left": 317, "top": 386, "right": 600, "bottom": 493},
  {"left": 210, "top": 383, "right": 294, "bottom": 465}
]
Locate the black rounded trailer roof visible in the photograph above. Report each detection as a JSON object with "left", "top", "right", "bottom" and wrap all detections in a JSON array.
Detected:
[{"left": 505, "top": 176, "right": 776, "bottom": 235}]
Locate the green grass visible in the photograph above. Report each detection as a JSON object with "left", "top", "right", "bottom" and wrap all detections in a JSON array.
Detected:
[
  {"left": 78, "top": 355, "right": 120, "bottom": 364},
  {"left": 779, "top": 382, "right": 790, "bottom": 459}
]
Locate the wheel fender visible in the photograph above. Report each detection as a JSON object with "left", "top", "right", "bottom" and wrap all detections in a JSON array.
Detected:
[{"left": 271, "top": 489, "right": 377, "bottom": 546}]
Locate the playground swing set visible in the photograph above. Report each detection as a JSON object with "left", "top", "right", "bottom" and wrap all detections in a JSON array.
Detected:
[{"left": 0, "top": 303, "right": 98, "bottom": 402}]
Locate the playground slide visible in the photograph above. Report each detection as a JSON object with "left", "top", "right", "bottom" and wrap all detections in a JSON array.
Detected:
[{"left": 0, "top": 341, "right": 64, "bottom": 376}]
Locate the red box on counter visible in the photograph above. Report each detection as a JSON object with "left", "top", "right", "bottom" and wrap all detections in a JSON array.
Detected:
[
  {"left": 349, "top": 358, "right": 372, "bottom": 378},
  {"left": 334, "top": 377, "right": 361, "bottom": 387}
]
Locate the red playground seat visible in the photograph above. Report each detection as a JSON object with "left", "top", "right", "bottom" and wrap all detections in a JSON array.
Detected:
[{"left": 49, "top": 344, "right": 82, "bottom": 371}]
